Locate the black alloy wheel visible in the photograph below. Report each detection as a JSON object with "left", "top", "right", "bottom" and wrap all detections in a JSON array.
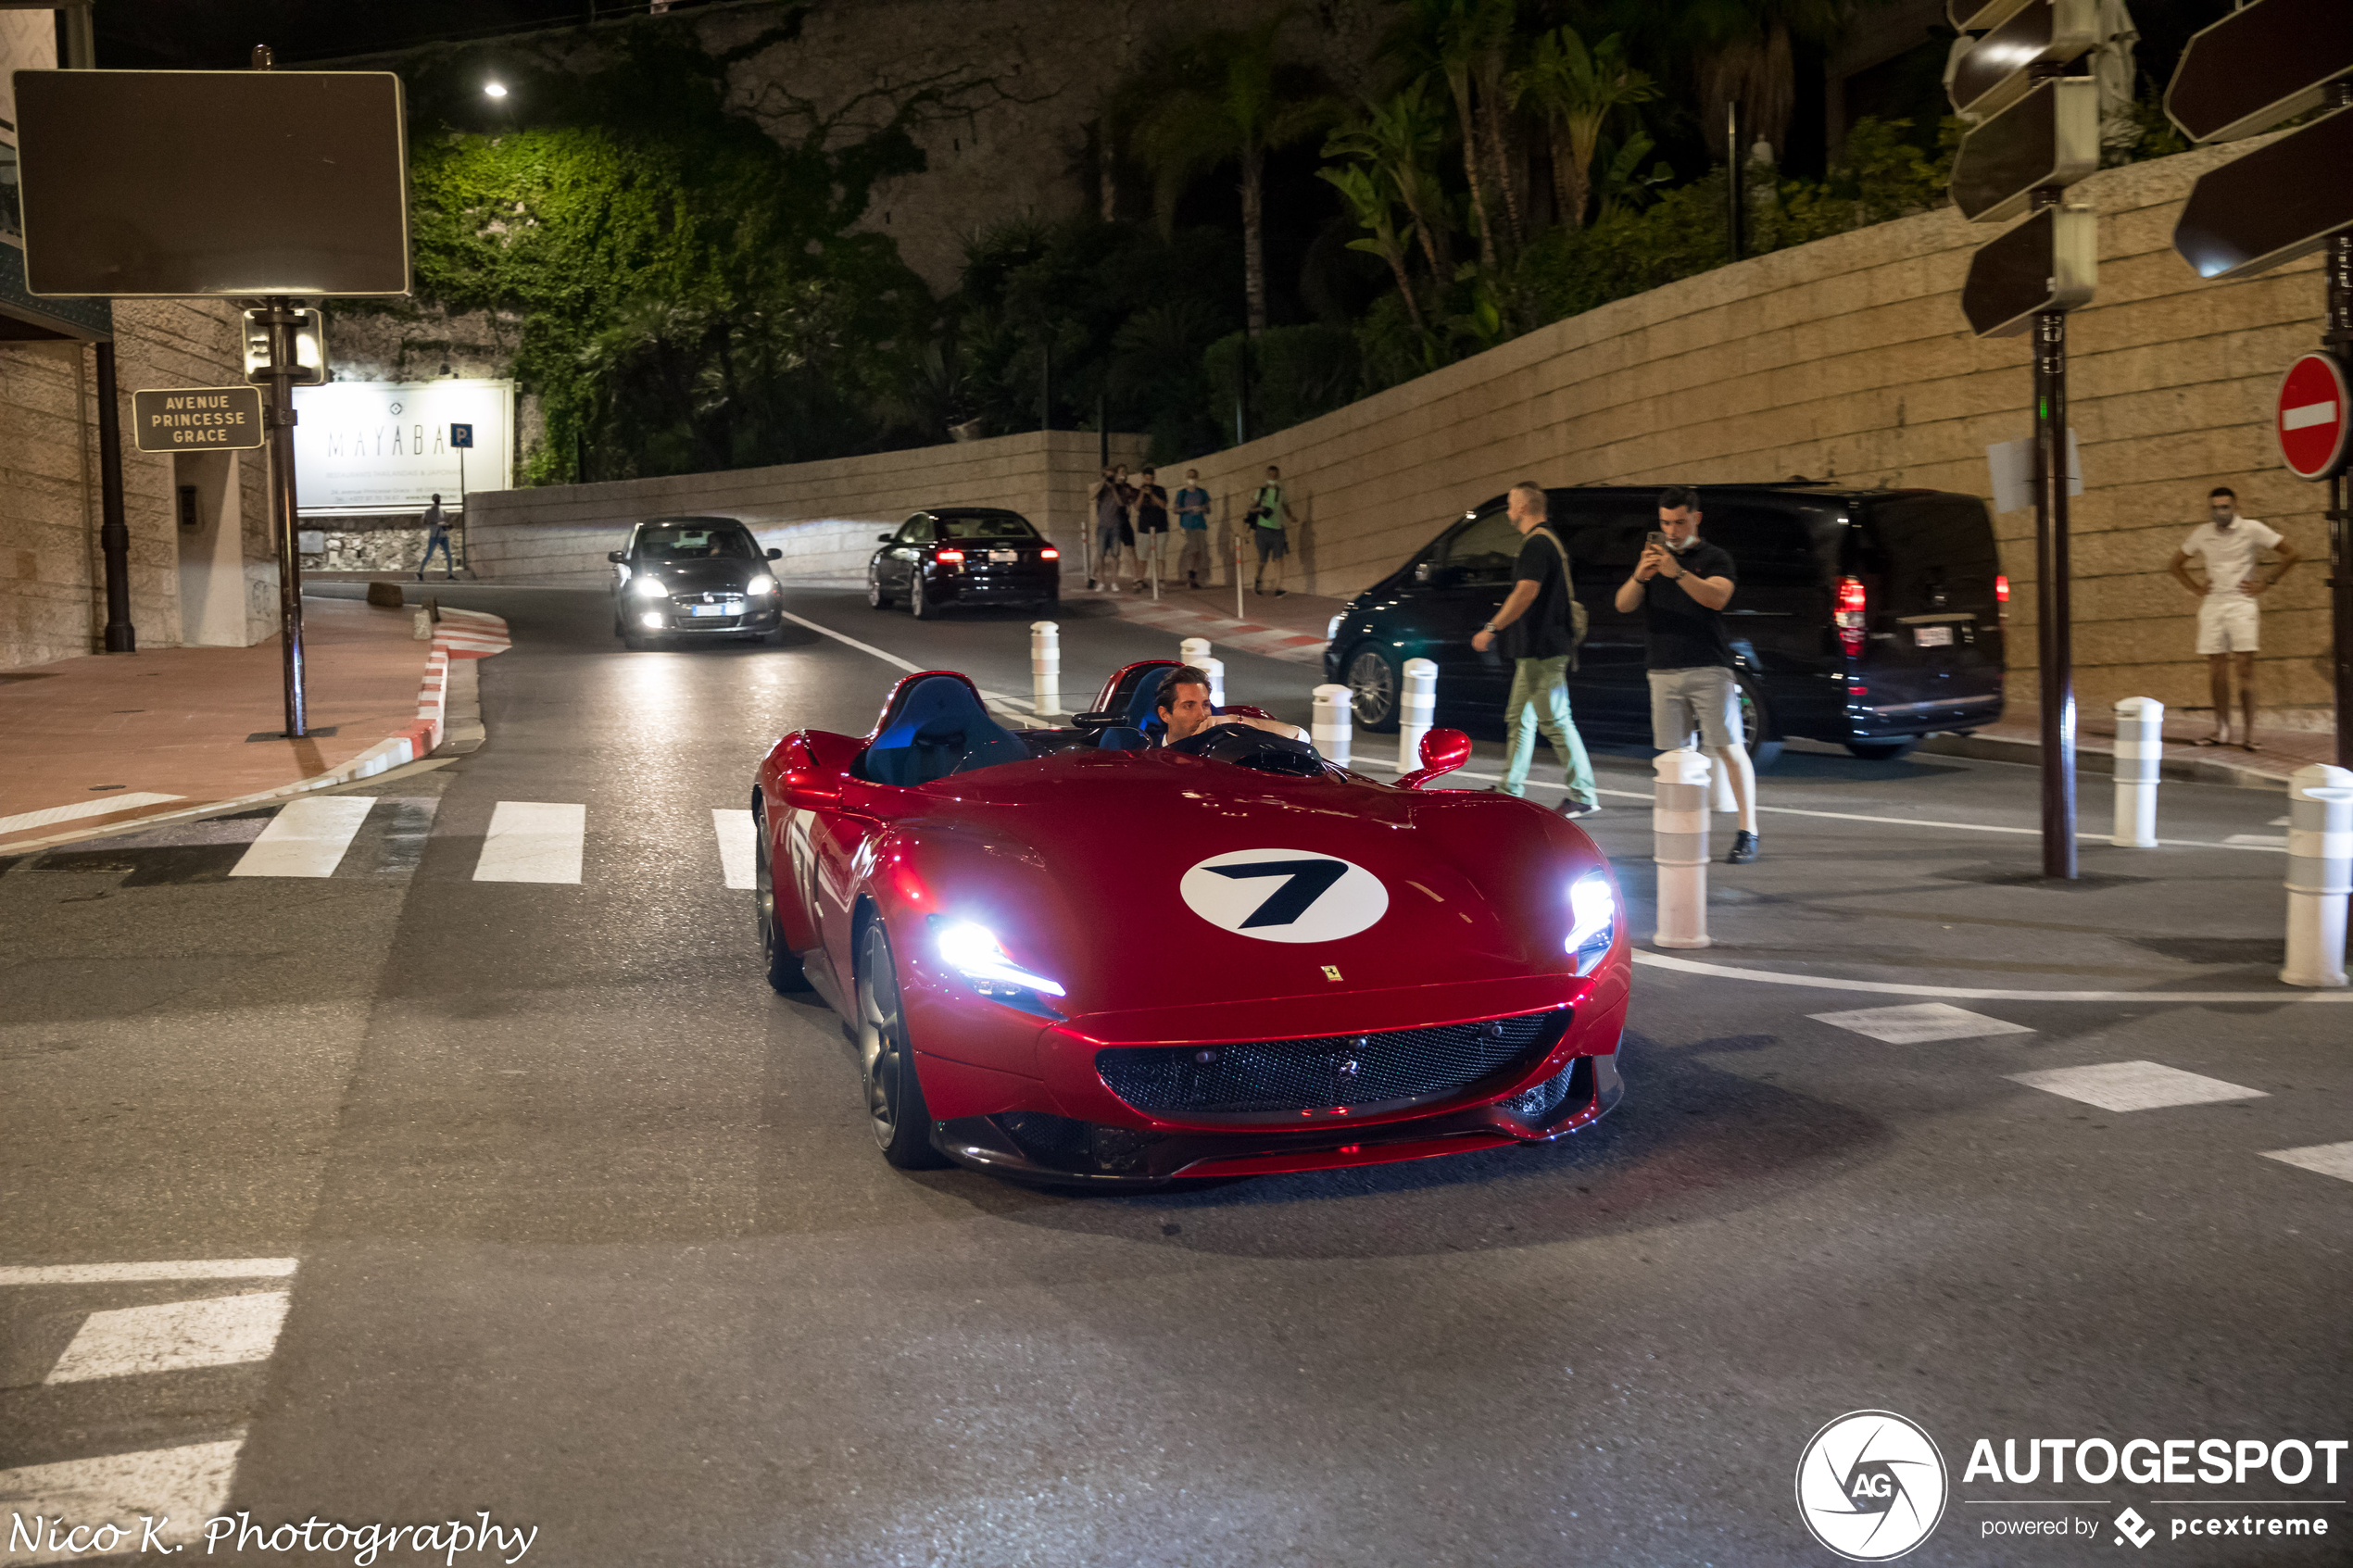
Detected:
[
  {"left": 1735, "top": 672, "right": 1783, "bottom": 771},
  {"left": 909, "top": 571, "right": 938, "bottom": 621},
  {"left": 866, "top": 568, "right": 890, "bottom": 609},
  {"left": 1844, "top": 737, "right": 1919, "bottom": 762},
  {"left": 855, "top": 922, "right": 944, "bottom": 1168},
  {"left": 1345, "top": 646, "right": 1402, "bottom": 734},
  {"left": 753, "top": 804, "right": 810, "bottom": 993}
]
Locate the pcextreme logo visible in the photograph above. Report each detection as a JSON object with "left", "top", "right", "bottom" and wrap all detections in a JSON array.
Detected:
[{"left": 1795, "top": 1411, "right": 1950, "bottom": 1561}]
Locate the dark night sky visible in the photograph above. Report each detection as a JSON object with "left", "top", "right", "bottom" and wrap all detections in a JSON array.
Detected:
[{"left": 91, "top": 0, "right": 723, "bottom": 69}]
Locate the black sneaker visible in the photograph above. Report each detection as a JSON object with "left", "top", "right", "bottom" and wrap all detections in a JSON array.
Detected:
[
  {"left": 1727, "top": 830, "right": 1758, "bottom": 864},
  {"left": 1557, "top": 799, "right": 1601, "bottom": 819}
]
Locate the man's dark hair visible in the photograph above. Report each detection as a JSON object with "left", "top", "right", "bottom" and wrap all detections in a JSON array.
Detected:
[
  {"left": 2209, "top": 485, "right": 2236, "bottom": 501},
  {"left": 1154, "top": 664, "right": 1213, "bottom": 716},
  {"left": 1657, "top": 484, "right": 1701, "bottom": 514}
]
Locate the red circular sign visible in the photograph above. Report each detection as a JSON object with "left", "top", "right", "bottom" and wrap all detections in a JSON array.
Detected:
[{"left": 2275, "top": 352, "right": 2350, "bottom": 482}]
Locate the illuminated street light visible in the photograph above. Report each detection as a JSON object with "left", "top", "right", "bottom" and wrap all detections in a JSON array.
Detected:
[{"left": 484, "top": 82, "right": 509, "bottom": 98}]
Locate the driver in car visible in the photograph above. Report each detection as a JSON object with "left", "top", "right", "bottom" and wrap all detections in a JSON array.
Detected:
[{"left": 1153, "top": 666, "right": 1306, "bottom": 746}]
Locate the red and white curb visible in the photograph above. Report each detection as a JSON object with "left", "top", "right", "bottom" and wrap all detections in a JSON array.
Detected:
[
  {"left": 0, "top": 610, "right": 512, "bottom": 856},
  {"left": 1108, "top": 597, "right": 1330, "bottom": 665}
]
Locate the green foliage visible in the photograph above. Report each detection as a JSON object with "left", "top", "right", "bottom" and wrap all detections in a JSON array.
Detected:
[
  {"left": 398, "top": 26, "right": 935, "bottom": 483},
  {"left": 1204, "top": 324, "right": 1364, "bottom": 436}
]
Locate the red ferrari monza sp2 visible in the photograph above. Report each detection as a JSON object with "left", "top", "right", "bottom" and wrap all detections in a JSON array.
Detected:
[{"left": 751, "top": 659, "right": 1631, "bottom": 1186}]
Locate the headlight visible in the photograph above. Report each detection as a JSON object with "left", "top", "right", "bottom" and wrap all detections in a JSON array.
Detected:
[
  {"left": 935, "top": 920, "right": 1065, "bottom": 1017},
  {"left": 1565, "top": 871, "right": 1617, "bottom": 975},
  {"left": 1327, "top": 613, "right": 1344, "bottom": 639},
  {"left": 746, "top": 574, "right": 778, "bottom": 596},
  {"left": 629, "top": 574, "right": 668, "bottom": 598}
]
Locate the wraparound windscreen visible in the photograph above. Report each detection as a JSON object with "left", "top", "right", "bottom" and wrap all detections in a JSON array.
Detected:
[{"left": 11, "top": 69, "right": 409, "bottom": 298}]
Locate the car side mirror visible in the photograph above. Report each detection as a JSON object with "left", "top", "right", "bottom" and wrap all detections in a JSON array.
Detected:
[
  {"left": 607, "top": 550, "right": 626, "bottom": 564},
  {"left": 1397, "top": 727, "right": 1472, "bottom": 791},
  {"left": 766, "top": 547, "right": 782, "bottom": 559},
  {"left": 878, "top": 533, "right": 897, "bottom": 543},
  {"left": 1412, "top": 561, "right": 1434, "bottom": 584}
]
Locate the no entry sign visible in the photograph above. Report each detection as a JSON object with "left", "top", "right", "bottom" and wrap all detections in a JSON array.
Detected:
[{"left": 2276, "top": 353, "right": 2350, "bottom": 482}]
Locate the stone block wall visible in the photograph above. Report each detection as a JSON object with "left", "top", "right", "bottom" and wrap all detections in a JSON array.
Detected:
[
  {"left": 464, "top": 429, "right": 1149, "bottom": 586},
  {"left": 1163, "top": 138, "right": 2334, "bottom": 730}
]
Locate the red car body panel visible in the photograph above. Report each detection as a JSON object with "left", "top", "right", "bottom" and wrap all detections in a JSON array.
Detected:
[{"left": 754, "top": 668, "right": 1631, "bottom": 1184}]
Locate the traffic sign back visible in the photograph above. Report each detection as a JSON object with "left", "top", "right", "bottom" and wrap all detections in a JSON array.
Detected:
[
  {"left": 2173, "top": 107, "right": 2353, "bottom": 280},
  {"left": 2276, "top": 354, "right": 2349, "bottom": 482},
  {"left": 1960, "top": 206, "right": 2096, "bottom": 339},
  {"left": 1946, "top": 0, "right": 2095, "bottom": 120},
  {"left": 2165, "top": 0, "right": 2353, "bottom": 144},
  {"left": 1949, "top": 78, "right": 2098, "bottom": 223}
]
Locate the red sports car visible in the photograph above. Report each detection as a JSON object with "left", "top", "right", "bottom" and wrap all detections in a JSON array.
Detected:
[{"left": 750, "top": 659, "right": 1631, "bottom": 1186}]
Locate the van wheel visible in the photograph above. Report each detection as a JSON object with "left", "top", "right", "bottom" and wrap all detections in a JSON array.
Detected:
[
  {"left": 1345, "top": 646, "right": 1402, "bottom": 734},
  {"left": 1845, "top": 738, "right": 1919, "bottom": 762},
  {"left": 1736, "top": 674, "right": 1783, "bottom": 771}
]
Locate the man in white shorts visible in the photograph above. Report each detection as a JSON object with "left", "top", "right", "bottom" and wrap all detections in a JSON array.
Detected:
[{"left": 2167, "top": 485, "right": 2297, "bottom": 750}]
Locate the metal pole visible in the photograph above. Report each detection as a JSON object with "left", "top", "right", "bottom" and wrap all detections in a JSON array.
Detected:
[
  {"left": 93, "top": 342, "right": 134, "bottom": 651},
  {"left": 2327, "top": 80, "right": 2353, "bottom": 769},
  {"left": 260, "top": 297, "right": 308, "bottom": 737},
  {"left": 2032, "top": 288, "right": 2076, "bottom": 879},
  {"left": 1726, "top": 99, "right": 1746, "bottom": 264}
]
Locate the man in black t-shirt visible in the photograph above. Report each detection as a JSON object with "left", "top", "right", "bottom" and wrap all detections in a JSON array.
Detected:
[
  {"left": 1469, "top": 482, "right": 1597, "bottom": 816},
  {"left": 1613, "top": 484, "right": 1758, "bottom": 862}
]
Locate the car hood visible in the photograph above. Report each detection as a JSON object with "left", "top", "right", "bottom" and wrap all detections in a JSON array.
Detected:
[
  {"left": 884, "top": 749, "right": 1607, "bottom": 1035},
  {"left": 637, "top": 557, "right": 761, "bottom": 593}
]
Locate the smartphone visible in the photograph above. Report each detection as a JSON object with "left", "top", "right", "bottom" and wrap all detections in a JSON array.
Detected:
[{"left": 1645, "top": 531, "right": 1667, "bottom": 549}]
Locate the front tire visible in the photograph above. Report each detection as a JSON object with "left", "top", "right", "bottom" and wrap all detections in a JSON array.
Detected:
[
  {"left": 855, "top": 922, "right": 944, "bottom": 1168},
  {"left": 1735, "top": 672, "right": 1782, "bottom": 771},
  {"left": 1344, "top": 646, "right": 1402, "bottom": 734},
  {"left": 754, "top": 806, "right": 811, "bottom": 993},
  {"left": 867, "top": 571, "right": 890, "bottom": 609}
]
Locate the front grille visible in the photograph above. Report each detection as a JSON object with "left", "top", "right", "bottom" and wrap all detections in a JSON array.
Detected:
[{"left": 1097, "top": 1011, "right": 1567, "bottom": 1121}]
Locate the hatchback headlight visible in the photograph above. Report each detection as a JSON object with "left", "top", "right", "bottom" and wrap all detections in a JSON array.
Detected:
[
  {"left": 746, "top": 574, "right": 778, "bottom": 596},
  {"left": 1566, "top": 872, "right": 1617, "bottom": 975},
  {"left": 629, "top": 574, "right": 668, "bottom": 598}
]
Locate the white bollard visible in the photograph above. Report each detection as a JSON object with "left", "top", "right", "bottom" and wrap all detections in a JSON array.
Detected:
[
  {"left": 1311, "top": 683, "right": 1353, "bottom": 769},
  {"left": 2110, "top": 696, "right": 2164, "bottom": 848},
  {"left": 1180, "top": 635, "right": 1212, "bottom": 669},
  {"left": 1199, "top": 657, "right": 1226, "bottom": 709},
  {"left": 1029, "top": 621, "right": 1060, "bottom": 717},
  {"left": 1397, "top": 658, "right": 1437, "bottom": 772},
  {"left": 2280, "top": 762, "right": 2353, "bottom": 989},
  {"left": 1652, "top": 750, "right": 1713, "bottom": 949}
]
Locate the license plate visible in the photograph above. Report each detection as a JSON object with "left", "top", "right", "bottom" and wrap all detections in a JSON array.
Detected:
[
  {"left": 988, "top": 549, "right": 1018, "bottom": 564},
  {"left": 1915, "top": 624, "right": 1954, "bottom": 647},
  {"left": 689, "top": 602, "right": 737, "bottom": 618}
]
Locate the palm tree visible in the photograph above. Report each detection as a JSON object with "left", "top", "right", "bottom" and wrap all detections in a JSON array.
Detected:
[
  {"left": 1380, "top": 0, "right": 1515, "bottom": 268},
  {"left": 1133, "top": 15, "right": 1340, "bottom": 336},
  {"left": 1513, "top": 25, "right": 1657, "bottom": 231},
  {"left": 1615, "top": 0, "right": 1872, "bottom": 161},
  {"left": 1316, "top": 163, "right": 1429, "bottom": 333},
  {"left": 1325, "top": 83, "right": 1453, "bottom": 284}
]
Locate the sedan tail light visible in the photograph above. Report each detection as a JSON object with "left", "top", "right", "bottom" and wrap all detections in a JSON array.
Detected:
[
  {"left": 1835, "top": 576, "right": 1867, "bottom": 658},
  {"left": 935, "top": 547, "right": 965, "bottom": 565},
  {"left": 1994, "top": 573, "right": 2009, "bottom": 603},
  {"left": 1039, "top": 546, "right": 1060, "bottom": 560}
]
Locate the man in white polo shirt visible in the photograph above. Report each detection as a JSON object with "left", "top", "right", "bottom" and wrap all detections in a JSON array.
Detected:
[{"left": 2167, "top": 485, "right": 2298, "bottom": 750}]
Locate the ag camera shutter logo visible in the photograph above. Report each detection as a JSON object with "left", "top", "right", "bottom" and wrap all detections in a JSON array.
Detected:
[
  {"left": 1795, "top": 1410, "right": 1949, "bottom": 1561},
  {"left": 1178, "top": 848, "right": 1388, "bottom": 943}
]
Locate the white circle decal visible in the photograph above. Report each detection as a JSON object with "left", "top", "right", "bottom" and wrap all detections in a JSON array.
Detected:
[
  {"left": 1178, "top": 848, "right": 1389, "bottom": 944},
  {"left": 1794, "top": 1410, "right": 1948, "bottom": 1562}
]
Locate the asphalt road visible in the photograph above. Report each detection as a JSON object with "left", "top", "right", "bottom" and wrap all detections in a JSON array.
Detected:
[{"left": 3, "top": 584, "right": 2347, "bottom": 1568}]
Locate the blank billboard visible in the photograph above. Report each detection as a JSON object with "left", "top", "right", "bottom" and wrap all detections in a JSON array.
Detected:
[{"left": 13, "top": 69, "right": 409, "bottom": 298}]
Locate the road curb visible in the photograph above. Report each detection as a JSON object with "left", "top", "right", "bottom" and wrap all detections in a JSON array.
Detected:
[
  {"left": 1918, "top": 732, "right": 2293, "bottom": 790},
  {"left": 1, "top": 609, "right": 511, "bottom": 855}
]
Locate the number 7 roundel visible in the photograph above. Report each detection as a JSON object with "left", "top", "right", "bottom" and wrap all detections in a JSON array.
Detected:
[{"left": 1179, "top": 848, "right": 1390, "bottom": 943}]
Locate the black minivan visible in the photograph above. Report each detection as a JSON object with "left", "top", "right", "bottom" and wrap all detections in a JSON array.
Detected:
[{"left": 1322, "top": 483, "right": 2006, "bottom": 764}]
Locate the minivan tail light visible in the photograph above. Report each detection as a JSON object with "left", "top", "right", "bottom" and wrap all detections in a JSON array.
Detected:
[
  {"left": 1835, "top": 576, "right": 1867, "bottom": 657},
  {"left": 1994, "top": 573, "right": 2009, "bottom": 603},
  {"left": 935, "top": 547, "right": 965, "bottom": 565}
]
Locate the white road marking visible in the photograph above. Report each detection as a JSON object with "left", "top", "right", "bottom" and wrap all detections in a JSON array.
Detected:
[
  {"left": 1633, "top": 949, "right": 2353, "bottom": 1003},
  {"left": 776, "top": 609, "right": 921, "bottom": 672},
  {"left": 226, "top": 796, "right": 375, "bottom": 878},
  {"left": 2261, "top": 1141, "right": 2353, "bottom": 1184},
  {"left": 0, "top": 793, "right": 182, "bottom": 837},
  {"left": 472, "top": 801, "right": 585, "bottom": 884},
  {"left": 2224, "top": 833, "right": 2288, "bottom": 847},
  {"left": 2006, "top": 1060, "right": 2265, "bottom": 1112},
  {"left": 44, "top": 1291, "right": 292, "bottom": 1384},
  {"left": 0, "top": 1259, "right": 296, "bottom": 1287},
  {"left": 0, "top": 1437, "right": 241, "bottom": 1563},
  {"left": 712, "top": 808, "right": 756, "bottom": 890},
  {"left": 1811, "top": 1002, "right": 2033, "bottom": 1044}
]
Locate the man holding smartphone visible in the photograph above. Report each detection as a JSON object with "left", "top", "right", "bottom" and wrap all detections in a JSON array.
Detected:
[{"left": 1613, "top": 485, "right": 1759, "bottom": 862}]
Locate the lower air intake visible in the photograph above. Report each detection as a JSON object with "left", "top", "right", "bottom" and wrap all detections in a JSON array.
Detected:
[{"left": 1097, "top": 1011, "right": 1567, "bottom": 1121}]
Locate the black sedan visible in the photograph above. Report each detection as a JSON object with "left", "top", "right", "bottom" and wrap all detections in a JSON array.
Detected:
[
  {"left": 868, "top": 508, "right": 1061, "bottom": 619},
  {"left": 608, "top": 516, "right": 785, "bottom": 647}
]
